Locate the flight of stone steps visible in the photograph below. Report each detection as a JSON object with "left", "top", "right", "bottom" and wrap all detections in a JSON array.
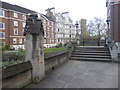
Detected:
[{"left": 70, "top": 46, "right": 112, "bottom": 62}]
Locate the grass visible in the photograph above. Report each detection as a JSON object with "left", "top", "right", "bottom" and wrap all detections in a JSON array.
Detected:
[
  {"left": 44, "top": 47, "right": 65, "bottom": 53},
  {"left": 20, "top": 47, "right": 65, "bottom": 54}
]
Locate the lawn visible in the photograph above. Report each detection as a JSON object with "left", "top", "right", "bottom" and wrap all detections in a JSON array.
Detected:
[{"left": 44, "top": 47, "right": 65, "bottom": 53}]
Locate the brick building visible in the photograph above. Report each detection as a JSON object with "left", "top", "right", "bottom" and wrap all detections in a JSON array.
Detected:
[
  {"left": 106, "top": 0, "right": 120, "bottom": 42},
  {"left": 0, "top": 1, "right": 56, "bottom": 49},
  {"left": 106, "top": 0, "right": 120, "bottom": 61}
]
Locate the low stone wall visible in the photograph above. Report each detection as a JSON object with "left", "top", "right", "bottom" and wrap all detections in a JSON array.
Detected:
[{"left": 2, "top": 48, "right": 69, "bottom": 88}]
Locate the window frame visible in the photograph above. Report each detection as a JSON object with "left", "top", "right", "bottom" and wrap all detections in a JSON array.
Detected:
[
  {"left": 14, "top": 28, "right": 18, "bottom": 35},
  {"left": 0, "top": 32, "right": 5, "bottom": 39},
  {"left": 14, "top": 21, "right": 18, "bottom": 26},
  {"left": 0, "top": 22, "right": 5, "bottom": 29},
  {"left": 14, "top": 12, "right": 18, "bottom": 18},
  {"left": 0, "top": 9, "right": 5, "bottom": 17},
  {"left": 19, "top": 38, "right": 22, "bottom": 44},
  {"left": 13, "top": 38, "right": 17, "bottom": 44}
]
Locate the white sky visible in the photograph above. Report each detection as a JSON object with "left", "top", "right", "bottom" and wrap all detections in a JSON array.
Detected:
[{"left": 2, "top": 0, "right": 107, "bottom": 24}]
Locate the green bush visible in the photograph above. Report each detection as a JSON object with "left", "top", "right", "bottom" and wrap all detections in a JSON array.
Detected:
[
  {"left": 2, "top": 45, "right": 10, "bottom": 51},
  {"left": 2, "top": 51, "right": 25, "bottom": 62}
]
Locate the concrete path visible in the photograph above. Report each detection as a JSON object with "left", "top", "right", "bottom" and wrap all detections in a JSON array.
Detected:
[{"left": 26, "top": 60, "right": 118, "bottom": 88}]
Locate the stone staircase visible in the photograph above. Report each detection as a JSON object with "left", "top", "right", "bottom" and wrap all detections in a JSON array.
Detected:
[{"left": 70, "top": 46, "right": 112, "bottom": 62}]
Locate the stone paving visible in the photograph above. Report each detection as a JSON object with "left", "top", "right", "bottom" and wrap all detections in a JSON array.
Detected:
[{"left": 26, "top": 60, "right": 118, "bottom": 88}]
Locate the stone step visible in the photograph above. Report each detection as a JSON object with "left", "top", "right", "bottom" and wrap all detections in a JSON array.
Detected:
[
  {"left": 74, "top": 48, "right": 109, "bottom": 51},
  {"left": 75, "top": 47, "right": 109, "bottom": 50},
  {"left": 71, "top": 55, "right": 111, "bottom": 59},
  {"left": 75, "top": 46, "right": 108, "bottom": 49},
  {"left": 72, "top": 52, "right": 111, "bottom": 56},
  {"left": 69, "top": 57, "right": 112, "bottom": 62},
  {"left": 73, "top": 50, "right": 110, "bottom": 53}
]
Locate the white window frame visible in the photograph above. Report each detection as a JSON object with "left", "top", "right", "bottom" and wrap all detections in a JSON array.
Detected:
[
  {"left": 19, "top": 38, "right": 22, "bottom": 44},
  {"left": 14, "top": 12, "right": 18, "bottom": 18},
  {"left": 23, "top": 22, "right": 26, "bottom": 27},
  {"left": 14, "top": 28, "right": 18, "bottom": 35},
  {"left": 14, "top": 21, "right": 18, "bottom": 26},
  {"left": 44, "top": 32, "right": 46, "bottom": 37},
  {"left": 0, "top": 22, "right": 5, "bottom": 29},
  {"left": 22, "top": 14, "right": 26, "bottom": 20},
  {"left": 0, "top": 32, "right": 5, "bottom": 39},
  {"left": 0, "top": 9, "right": 5, "bottom": 17},
  {"left": 13, "top": 38, "right": 17, "bottom": 44}
]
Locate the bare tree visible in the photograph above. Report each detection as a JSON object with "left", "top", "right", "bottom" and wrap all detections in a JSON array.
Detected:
[{"left": 87, "top": 17, "right": 107, "bottom": 39}]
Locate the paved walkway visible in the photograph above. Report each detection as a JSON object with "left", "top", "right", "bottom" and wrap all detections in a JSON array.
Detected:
[{"left": 26, "top": 60, "right": 118, "bottom": 88}]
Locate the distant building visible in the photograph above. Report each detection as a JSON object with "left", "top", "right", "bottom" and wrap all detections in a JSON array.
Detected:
[
  {"left": 55, "top": 13, "right": 65, "bottom": 45},
  {"left": 62, "top": 12, "right": 76, "bottom": 44},
  {"left": 0, "top": 1, "right": 57, "bottom": 49},
  {"left": 42, "top": 7, "right": 56, "bottom": 48},
  {"left": 0, "top": 1, "right": 36, "bottom": 49},
  {"left": 80, "top": 19, "right": 87, "bottom": 39}
]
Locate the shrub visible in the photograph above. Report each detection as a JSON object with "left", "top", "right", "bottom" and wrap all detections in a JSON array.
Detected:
[
  {"left": 2, "top": 45, "right": 10, "bottom": 51},
  {"left": 2, "top": 51, "right": 25, "bottom": 62}
]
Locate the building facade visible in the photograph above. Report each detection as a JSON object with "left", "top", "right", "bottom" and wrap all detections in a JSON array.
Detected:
[
  {"left": 106, "top": 0, "right": 120, "bottom": 42},
  {"left": 106, "top": 0, "right": 120, "bottom": 61},
  {"left": 0, "top": 1, "right": 36, "bottom": 49},
  {"left": 0, "top": 1, "right": 56, "bottom": 49},
  {"left": 55, "top": 13, "right": 65, "bottom": 45},
  {"left": 62, "top": 12, "right": 76, "bottom": 44}
]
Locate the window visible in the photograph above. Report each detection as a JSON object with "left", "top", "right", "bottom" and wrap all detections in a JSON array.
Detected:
[
  {"left": 0, "top": 32, "right": 5, "bottom": 39},
  {"left": 44, "top": 39, "right": 46, "bottom": 43},
  {"left": 19, "top": 38, "right": 22, "bottom": 44},
  {"left": 44, "top": 32, "right": 46, "bottom": 37},
  {"left": 13, "top": 38, "right": 17, "bottom": 44},
  {"left": 0, "top": 23, "right": 5, "bottom": 29},
  {"left": 0, "top": 9, "right": 5, "bottom": 17},
  {"left": 51, "top": 33, "right": 54, "bottom": 37},
  {"left": 14, "top": 12, "right": 18, "bottom": 18},
  {"left": 43, "top": 19, "right": 46, "bottom": 24},
  {"left": 23, "top": 22, "right": 26, "bottom": 27},
  {"left": 14, "top": 21, "right": 18, "bottom": 26},
  {"left": 14, "top": 28, "right": 18, "bottom": 35},
  {"left": 22, "top": 15, "right": 26, "bottom": 19}
]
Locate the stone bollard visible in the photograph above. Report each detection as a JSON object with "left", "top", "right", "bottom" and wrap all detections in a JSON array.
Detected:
[
  {"left": 118, "top": 53, "right": 120, "bottom": 63},
  {"left": 24, "top": 13, "right": 45, "bottom": 83}
]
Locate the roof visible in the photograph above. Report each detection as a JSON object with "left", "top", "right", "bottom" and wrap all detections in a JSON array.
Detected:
[
  {"left": 1, "top": 1, "right": 36, "bottom": 14},
  {"left": 42, "top": 14, "right": 56, "bottom": 22}
]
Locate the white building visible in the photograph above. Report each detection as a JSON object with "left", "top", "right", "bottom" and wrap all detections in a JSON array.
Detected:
[{"left": 62, "top": 12, "right": 76, "bottom": 44}]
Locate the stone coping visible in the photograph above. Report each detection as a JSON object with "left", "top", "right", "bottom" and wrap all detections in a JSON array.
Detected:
[
  {"left": 2, "top": 61, "right": 32, "bottom": 79},
  {"left": 44, "top": 48, "right": 69, "bottom": 59}
]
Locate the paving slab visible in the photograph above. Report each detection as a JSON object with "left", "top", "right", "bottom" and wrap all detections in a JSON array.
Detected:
[{"left": 25, "top": 60, "right": 118, "bottom": 88}]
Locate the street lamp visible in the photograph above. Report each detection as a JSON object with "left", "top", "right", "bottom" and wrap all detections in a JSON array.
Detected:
[
  {"left": 106, "top": 19, "right": 110, "bottom": 46},
  {"left": 75, "top": 21, "right": 79, "bottom": 45},
  {"left": 106, "top": 19, "right": 110, "bottom": 36}
]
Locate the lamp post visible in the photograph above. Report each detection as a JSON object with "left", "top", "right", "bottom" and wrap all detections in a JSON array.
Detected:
[
  {"left": 106, "top": 19, "right": 110, "bottom": 46},
  {"left": 75, "top": 21, "right": 79, "bottom": 45}
]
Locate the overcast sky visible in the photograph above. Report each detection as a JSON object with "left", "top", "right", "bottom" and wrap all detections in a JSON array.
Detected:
[{"left": 2, "top": 0, "right": 107, "bottom": 24}]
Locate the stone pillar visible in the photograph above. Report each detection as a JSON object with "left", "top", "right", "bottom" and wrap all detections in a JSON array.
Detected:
[
  {"left": 118, "top": 53, "right": 120, "bottom": 62},
  {"left": 25, "top": 32, "right": 32, "bottom": 61},
  {"left": 24, "top": 13, "right": 45, "bottom": 83}
]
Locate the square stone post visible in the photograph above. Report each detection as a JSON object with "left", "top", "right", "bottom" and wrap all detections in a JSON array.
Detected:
[{"left": 24, "top": 13, "right": 45, "bottom": 83}]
